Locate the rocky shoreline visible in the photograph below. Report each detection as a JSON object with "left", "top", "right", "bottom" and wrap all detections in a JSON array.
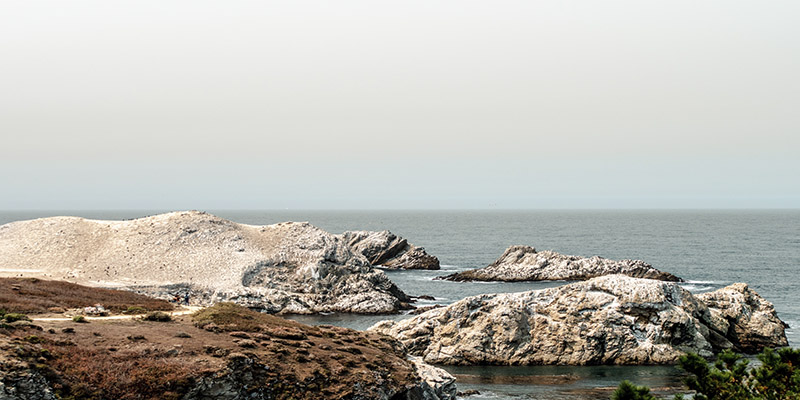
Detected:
[
  {"left": 0, "top": 210, "right": 793, "bottom": 385},
  {"left": 370, "top": 275, "right": 788, "bottom": 366},
  {"left": 438, "top": 245, "right": 683, "bottom": 282}
]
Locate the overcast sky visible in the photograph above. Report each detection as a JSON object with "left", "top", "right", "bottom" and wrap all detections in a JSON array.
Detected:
[{"left": 1, "top": 1, "right": 798, "bottom": 209}]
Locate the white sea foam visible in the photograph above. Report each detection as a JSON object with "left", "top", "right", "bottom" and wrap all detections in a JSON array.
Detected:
[{"left": 438, "top": 264, "right": 462, "bottom": 271}]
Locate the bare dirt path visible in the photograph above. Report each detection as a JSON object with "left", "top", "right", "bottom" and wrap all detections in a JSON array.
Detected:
[{"left": 31, "top": 306, "right": 203, "bottom": 321}]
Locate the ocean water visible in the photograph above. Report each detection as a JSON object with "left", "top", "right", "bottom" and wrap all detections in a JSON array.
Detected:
[{"left": 2, "top": 210, "right": 798, "bottom": 399}]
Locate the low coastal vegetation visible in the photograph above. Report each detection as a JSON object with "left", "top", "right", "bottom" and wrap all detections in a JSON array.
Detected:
[
  {"left": 123, "top": 306, "right": 147, "bottom": 315},
  {"left": 0, "top": 286, "right": 454, "bottom": 400},
  {"left": 613, "top": 348, "right": 800, "bottom": 400},
  {"left": 142, "top": 311, "right": 172, "bottom": 322},
  {"left": 0, "top": 277, "right": 174, "bottom": 314},
  {"left": 1, "top": 311, "right": 30, "bottom": 323}
]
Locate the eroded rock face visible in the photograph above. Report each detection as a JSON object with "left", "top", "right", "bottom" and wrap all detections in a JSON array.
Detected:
[
  {"left": 370, "top": 275, "right": 788, "bottom": 366},
  {"left": 698, "top": 283, "right": 789, "bottom": 353},
  {"left": 410, "top": 357, "right": 457, "bottom": 400},
  {"left": 439, "top": 245, "right": 682, "bottom": 282},
  {"left": 340, "top": 231, "right": 440, "bottom": 270},
  {"left": 0, "top": 211, "right": 410, "bottom": 314},
  {"left": 184, "top": 353, "right": 453, "bottom": 400},
  {"left": 0, "top": 338, "right": 58, "bottom": 400},
  {"left": 0, "top": 361, "right": 56, "bottom": 400}
]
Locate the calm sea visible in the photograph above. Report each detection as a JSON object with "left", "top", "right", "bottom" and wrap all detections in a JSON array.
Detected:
[{"left": 2, "top": 210, "right": 798, "bottom": 399}]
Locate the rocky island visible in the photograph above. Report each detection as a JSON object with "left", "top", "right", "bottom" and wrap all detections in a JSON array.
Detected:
[
  {"left": 439, "top": 245, "right": 682, "bottom": 282},
  {"left": 0, "top": 211, "right": 411, "bottom": 314},
  {"left": 340, "top": 230, "right": 440, "bottom": 270},
  {"left": 371, "top": 275, "right": 788, "bottom": 366}
]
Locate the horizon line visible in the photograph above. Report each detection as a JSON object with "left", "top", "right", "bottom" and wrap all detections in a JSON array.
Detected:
[{"left": 2, "top": 207, "right": 799, "bottom": 212}]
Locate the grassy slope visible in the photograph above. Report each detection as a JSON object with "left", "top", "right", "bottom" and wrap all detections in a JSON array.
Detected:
[{"left": 0, "top": 278, "right": 174, "bottom": 314}]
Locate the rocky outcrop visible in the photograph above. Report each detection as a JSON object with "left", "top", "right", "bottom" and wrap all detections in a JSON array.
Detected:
[
  {"left": 340, "top": 231, "right": 440, "bottom": 270},
  {"left": 184, "top": 352, "right": 454, "bottom": 400},
  {"left": 697, "top": 283, "right": 789, "bottom": 353},
  {"left": 0, "top": 362, "right": 57, "bottom": 400},
  {"left": 410, "top": 357, "right": 457, "bottom": 400},
  {"left": 439, "top": 245, "right": 682, "bottom": 282},
  {"left": 370, "top": 275, "right": 788, "bottom": 366},
  {"left": 0, "top": 337, "right": 58, "bottom": 400},
  {"left": 0, "top": 211, "right": 410, "bottom": 314}
]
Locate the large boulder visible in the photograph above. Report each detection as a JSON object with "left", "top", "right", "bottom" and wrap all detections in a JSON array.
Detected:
[
  {"left": 697, "top": 283, "right": 789, "bottom": 353},
  {"left": 370, "top": 275, "right": 788, "bottom": 366},
  {"left": 0, "top": 211, "right": 410, "bottom": 314},
  {"left": 439, "top": 245, "right": 682, "bottom": 282},
  {"left": 340, "top": 230, "right": 440, "bottom": 270}
]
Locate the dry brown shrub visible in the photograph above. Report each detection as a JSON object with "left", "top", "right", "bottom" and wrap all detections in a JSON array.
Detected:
[
  {"left": 0, "top": 278, "right": 174, "bottom": 314},
  {"left": 192, "top": 302, "right": 314, "bottom": 333},
  {"left": 43, "top": 345, "right": 199, "bottom": 400}
]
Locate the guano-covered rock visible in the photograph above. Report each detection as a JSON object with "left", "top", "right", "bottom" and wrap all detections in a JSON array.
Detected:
[
  {"left": 370, "top": 275, "right": 787, "bottom": 366},
  {"left": 0, "top": 211, "right": 410, "bottom": 314},
  {"left": 439, "top": 245, "right": 682, "bottom": 282}
]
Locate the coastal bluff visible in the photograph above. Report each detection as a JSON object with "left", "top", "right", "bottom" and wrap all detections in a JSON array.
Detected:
[
  {"left": 370, "top": 275, "right": 788, "bottom": 366},
  {"left": 0, "top": 211, "right": 410, "bottom": 314},
  {"left": 439, "top": 245, "right": 682, "bottom": 282}
]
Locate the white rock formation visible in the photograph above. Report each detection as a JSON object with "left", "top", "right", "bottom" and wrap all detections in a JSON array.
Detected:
[
  {"left": 697, "top": 283, "right": 789, "bottom": 353},
  {"left": 411, "top": 357, "right": 457, "bottom": 400},
  {"left": 439, "top": 245, "right": 682, "bottom": 282},
  {"left": 339, "top": 231, "right": 440, "bottom": 270},
  {"left": 0, "top": 211, "right": 410, "bottom": 314},
  {"left": 370, "top": 275, "right": 787, "bottom": 366}
]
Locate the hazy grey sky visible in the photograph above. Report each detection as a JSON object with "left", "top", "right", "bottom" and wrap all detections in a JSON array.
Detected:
[{"left": 1, "top": 1, "right": 798, "bottom": 209}]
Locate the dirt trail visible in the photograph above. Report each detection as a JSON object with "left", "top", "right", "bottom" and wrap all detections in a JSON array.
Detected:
[{"left": 31, "top": 306, "right": 202, "bottom": 321}]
